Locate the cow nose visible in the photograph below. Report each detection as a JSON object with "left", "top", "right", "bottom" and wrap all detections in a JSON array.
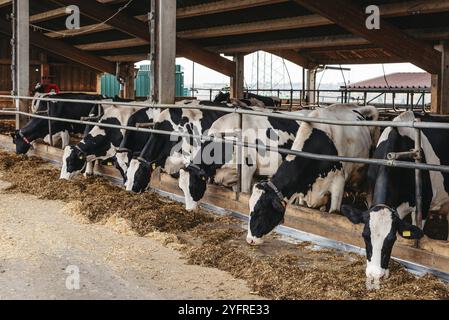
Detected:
[{"left": 246, "top": 235, "right": 264, "bottom": 246}]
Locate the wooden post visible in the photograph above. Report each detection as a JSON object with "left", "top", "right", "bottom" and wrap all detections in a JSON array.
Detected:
[
  {"left": 440, "top": 41, "right": 449, "bottom": 115},
  {"left": 306, "top": 68, "right": 317, "bottom": 105},
  {"left": 15, "top": 0, "right": 29, "bottom": 129},
  {"left": 39, "top": 53, "right": 49, "bottom": 85},
  {"left": 154, "top": 0, "right": 176, "bottom": 104},
  {"left": 122, "top": 63, "right": 136, "bottom": 100},
  {"left": 231, "top": 53, "right": 244, "bottom": 99},
  {"left": 431, "top": 74, "right": 440, "bottom": 113}
]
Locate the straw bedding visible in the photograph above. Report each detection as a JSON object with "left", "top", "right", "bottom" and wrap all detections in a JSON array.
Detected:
[{"left": 0, "top": 150, "right": 448, "bottom": 300}]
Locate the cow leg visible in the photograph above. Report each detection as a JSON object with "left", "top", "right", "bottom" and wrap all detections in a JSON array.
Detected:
[{"left": 329, "top": 174, "right": 345, "bottom": 213}]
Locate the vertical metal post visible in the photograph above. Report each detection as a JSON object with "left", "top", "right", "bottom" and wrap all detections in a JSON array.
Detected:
[
  {"left": 392, "top": 92, "right": 396, "bottom": 111},
  {"left": 15, "top": 0, "right": 30, "bottom": 129},
  {"left": 149, "top": 0, "right": 156, "bottom": 102},
  {"left": 209, "top": 89, "right": 212, "bottom": 101},
  {"left": 11, "top": 0, "right": 16, "bottom": 98},
  {"left": 410, "top": 92, "right": 415, "bottom": 111},
  {"left": 236, "top": 110, "right": 243, "bottom": 201},
  {"left": 47, "top": 101, "right": 53, "bottom": 146},
  {"left": 414, "top": 119, "right": 423, "bottom": 248},
  {"left": 256, "top": 52, "right": 259, "bottom": 95},
  {"left": 289, "top": 89, "right": 293, "bottom": 111},
  {"left": 192, "top": 61, "right": 195, "bottom": 98},
  {"left": 302, "top": 67, "right": 306, "bottom": 105},
  {"left": 363, "top": 91, "right": 367, "bottom": 105}
]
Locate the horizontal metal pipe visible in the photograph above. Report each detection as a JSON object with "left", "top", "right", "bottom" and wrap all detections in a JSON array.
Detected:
[
  {"left": 2, "top": 109, "right": 449, "bottom": 174},
  {"left": 1, "top": 95, "right": 448, "bottom": 130}
]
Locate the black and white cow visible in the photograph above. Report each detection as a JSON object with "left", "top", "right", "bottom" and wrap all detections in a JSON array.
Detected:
[
  {"left": 214, "top": 91, "right": 280, "bottom": 108},
  {"left": 115, "top": 107, "right": 161, "bottom": 181},
  {"left": 60, "top": 103, "right": 157, "bottom": 180},
  {"left": 178, "top": 110, "right": 311, "bottom": 211},
  {"left": 125, "top": 100, "right": 230, "bottom": 193},
  {"left": 246, "top": 104, "right": 379, "bottom": 246},
  {"left": 341, "top": 111, "right": 449, "bottom": 290},
  {"left": 11, "top": 93, "right": 105, "bottom": 154}
]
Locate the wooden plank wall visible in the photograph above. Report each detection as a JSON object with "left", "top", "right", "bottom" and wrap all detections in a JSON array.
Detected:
[{"left": 0, "top": 34, "right": 99, "bottom": 110}]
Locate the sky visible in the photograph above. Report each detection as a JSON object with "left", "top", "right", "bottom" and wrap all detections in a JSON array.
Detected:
[{"left": 137, "top": 51, "right": 425, "bottom": 89}]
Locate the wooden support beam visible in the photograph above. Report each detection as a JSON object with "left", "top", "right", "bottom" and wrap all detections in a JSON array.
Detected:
[
  {"left": 102, "top": 54, "right": 148, "bottom": 62},
  {"left": 48, "top": 0, "right": 235, "bottom": 76},
  {"left": 178, "top": 0, "right": 449, "bottom": 40},
  {"left": 177, "top": 39, "right": 235, "bottom": 77},
  {"left": 0, "top": 17, "right": 116, "bottom": 74},
  {"left": 48, "top": 0, "right": 150, "bottom": 41},
  {"left": 293, "top": 0, "right": 441, "bottom": 74},
  {"left": 76, "top": 38, "right": 148, "bottom": 51},
  {"left": 0, "top": 0, "right": 11, "bottom": 8},
  {"left": 177, "top": 0, "right": 288, "bottom": 19},
  {"left": 209, "top": 28, "right": 449, "bottom": 54},
  {"left": 268, "top": 49, "right": 316, "bottom": 69},
  {"left": 231, "top": 54, "right": 244, "bottom": 99},
  {"left": 30, "top": 7, "right": 67, "bottom": 23}
]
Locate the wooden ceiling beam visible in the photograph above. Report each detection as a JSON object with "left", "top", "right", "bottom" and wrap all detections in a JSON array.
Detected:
[
  {"left": 76, "top": 38, "right": 148, "bottom": 51},
  {"left": 209, "top": 28, "right": 449, "bottom": 53},
  {"left": 177, "top": 0, "right": 288, "bottom": 19},
  {"left": 0, "top": 17, "right": 115, "bottom": 74},
  {"left": 179, "top": 0, "right": 449, "bottom": 39},
  {"left": 0, "top": 0, "right": 11, "bottom": 8},
  {"left": 293, "top": 0, "right": 441, "bottom": 74},
  {"left": 48, "top": 0, "right": 235, "bottom": 76},
  {"left": 30, "top": 7, "right": 68, "bottom": 23},
  {"left": 268, "top": 49, "right": 317, "bottom": 69}
]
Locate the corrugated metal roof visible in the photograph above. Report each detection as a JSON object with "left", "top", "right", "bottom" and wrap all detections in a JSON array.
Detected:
[{"left": 347, "top": 72, "right": 431, "bottom": 89}]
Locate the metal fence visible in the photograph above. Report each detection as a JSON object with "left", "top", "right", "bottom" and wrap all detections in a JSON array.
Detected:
[
  {"left": 1, "top": 94, "right": 448, "bottom": 248},
  {"left": 191, "top": 87, "right": 431, "bottom": 112}
]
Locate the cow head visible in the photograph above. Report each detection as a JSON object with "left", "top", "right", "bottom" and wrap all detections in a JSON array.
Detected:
[
  {"left": 178, "top": 164, "right": 208, "bottom": 211},
  {"left": 246, "top": 182, "right": 287, "bottom": 246},
  {"left": 341, "top": 204, "right": 423, "bottom": 290},
  {"left": 60, "top": 145, "right": 88, "bottom": 180},
  {"left": 115, "top": 148, "right": 133, "bottom": 181},
  {"left": 32, "top": 83, "right": 45, "bottom": 95},
  {"left": 11, "top": 130, "right": 33, "bottom": 154},
  {"left": 125, "top": 157, "right": 154, "bottom": 193}
]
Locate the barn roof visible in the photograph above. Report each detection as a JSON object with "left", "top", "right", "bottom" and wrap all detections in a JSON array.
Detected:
[
  {"left": 347, "top": 72, "right": 431, "bottom": 90},
  {"left": 0, "top": 0, "right": 448, "bottom": 74}
]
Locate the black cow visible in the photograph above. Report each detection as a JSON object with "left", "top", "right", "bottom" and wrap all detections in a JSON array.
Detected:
[
  {"left": 11, "top": 93, "right": 105, "bottom": 154},
  {"left": 115, "top": 107, "right": 161, "bottom": 181},
  {"left": 178, "top": 110, "right": 310, "bottom": 211},
  {"left": 125, "top": 100, "right": 229, "bottom": 193},
  {"left": 246, "top": 105, "right": 379, "bottom": 246},
  {"left": 341, "top": 111, "right": 449, "bottom": 290},
  {"left": 60, "top": 103, "right": 158, "bottom": 180},
  {"left": 214, "top": 91, "right": 280, "bottom": 108}
]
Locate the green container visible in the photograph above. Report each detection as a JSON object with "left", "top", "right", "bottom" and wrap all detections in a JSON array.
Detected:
[{"left": 101, "top": 65, "right": 186, "bottom": 98}]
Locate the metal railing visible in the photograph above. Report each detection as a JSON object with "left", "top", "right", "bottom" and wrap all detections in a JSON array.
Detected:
[
  {"left": 190, "top": 87, "right": 431, "bottom": 111},
  {"left": 0, "top": 94, "right": 448, "bottom": 250}
]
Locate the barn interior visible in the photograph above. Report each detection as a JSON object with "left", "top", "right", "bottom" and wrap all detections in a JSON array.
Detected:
[
  {"left": 0, "top": 0, "right": 448, "bottom": 285},
  {"left": 0, "top": 0, "right": 448, "bottom": 115}
]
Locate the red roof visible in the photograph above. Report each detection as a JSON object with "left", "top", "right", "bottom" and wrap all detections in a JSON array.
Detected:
[{"left": 347, "top": 72, "right": 431, "bottom": 89}]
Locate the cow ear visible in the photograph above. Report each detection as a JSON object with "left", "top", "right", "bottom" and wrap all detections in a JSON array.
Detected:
[
  {"left": 341, "top": 205, "right": 366, "bottom": 224},
  {"left": 272, "top": 198, "right": 286, "bottom": 213},
  {"left": 10, "top": 132, "right": 16, "bottom": 139},
  {"left": 397, "top": 220, "right": 424, "bottom": 239}
]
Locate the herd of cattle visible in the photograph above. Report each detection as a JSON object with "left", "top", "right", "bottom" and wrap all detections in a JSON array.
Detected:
[{"left": 9, "top": 91, "right": 449, "bottom": 290}]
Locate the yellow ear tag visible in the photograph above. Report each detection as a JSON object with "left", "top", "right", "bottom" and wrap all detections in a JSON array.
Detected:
[
  {"left": 152, "top": 163, "right": 157, "bottom": 170},
  {"left": 201, "top": 176, "right": 206, "bottom": 181},
  {"left": 107, "top": 162, "right": 113, "bottom": 166},
  {"left": 402, "top": 230, "right": 411, "bottom": 237}
]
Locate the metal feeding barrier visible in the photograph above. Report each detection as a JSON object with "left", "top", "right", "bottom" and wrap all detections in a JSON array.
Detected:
[{"left": 1, "top": 94, "right": 449, "bottom": 251}]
